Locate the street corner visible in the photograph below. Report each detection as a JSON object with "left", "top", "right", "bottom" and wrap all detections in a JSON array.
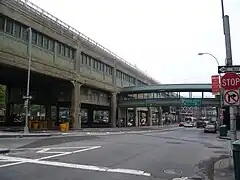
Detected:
[
  {"left": 217, "top": 136, "right": 231, "bottom": 140},
  {"left": 214, "top": 158, "right": 234, "bottom": 180}
]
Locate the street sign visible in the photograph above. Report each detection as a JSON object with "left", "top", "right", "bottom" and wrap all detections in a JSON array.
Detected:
[
  {"left": 223, "top": 90, "right": 240, "bottom": 106},
  {"left": 221, "top": 72, "right": 240, "bottom": 90},
  {"left": 218, "top": 65, "right": 240, "bottom": 73},
  {"left": 211, "top": 75, "right": 219, "bottom": 95},
  {"left": 180, "top": 98, "right": 201, "bottom": 107}
]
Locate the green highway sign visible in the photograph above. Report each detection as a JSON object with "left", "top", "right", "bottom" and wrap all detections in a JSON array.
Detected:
[{"left": 180, "top": 98, "right": 202, "bottom": 107}]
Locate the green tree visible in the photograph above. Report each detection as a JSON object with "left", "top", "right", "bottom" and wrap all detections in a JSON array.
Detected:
[{"left": 0, "top": 85, "right": 6, "bottom": 105}]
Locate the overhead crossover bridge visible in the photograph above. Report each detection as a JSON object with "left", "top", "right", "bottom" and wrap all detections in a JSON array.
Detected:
[
  {"left": 121, "top": 83, "right": 212, "bottom": 93},
  {"left": 119, "top": 98, "right": 219, "bottom": 108},
  {"left": 119, "top": 83, "right": 218, "bottom": 107}
]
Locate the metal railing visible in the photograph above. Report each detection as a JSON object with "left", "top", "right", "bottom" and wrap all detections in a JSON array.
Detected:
[{"left": 11, "top": 0, "right": 160, "bottom": 84}]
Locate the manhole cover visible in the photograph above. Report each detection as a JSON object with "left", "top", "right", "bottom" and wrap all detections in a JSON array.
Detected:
[{"left": 164, "top": 169, "right": 183, "bottom": 175}]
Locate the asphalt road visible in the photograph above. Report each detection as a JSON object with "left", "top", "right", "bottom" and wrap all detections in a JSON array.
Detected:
[{"left": 0, "top": 127, "right": 230, "bottom": 180}]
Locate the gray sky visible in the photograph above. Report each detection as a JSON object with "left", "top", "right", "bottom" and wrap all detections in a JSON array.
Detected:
[{"left": 30, "top": 0, "right": 239, "bottom": 97}]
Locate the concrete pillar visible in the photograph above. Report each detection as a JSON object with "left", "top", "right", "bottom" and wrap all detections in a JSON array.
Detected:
[
  {"left": 111, "top": 92, "right": 117, "bottom": 127},
  {"left": 76, "top": 40, "right": 81, "bottom": 73},
  {"left": 117, "top": 107, "right": 126, "bottom": 127},
  {"left": 4, "top": 86, "right": 10, "bottom": 125},
  {"left": 134, "top": 108, "right": 139, "bottom": 127},
  {"left": 124, "top": 109, "right": 128, "bottom": 127},
  {"left": 113, "top": 59, "right": 117, "bottom": 85},
  {"left": 88, "top": 108, "right": 94, "bottom": 127},
  {"left": 147, "top": 107, "right": 152, "bottom": 126},
  {"left": 71, "top": 81, "right": 82, "bottom": 129},
  {"left": 158, "top": 107, "right": 162, "bottom": 126}
]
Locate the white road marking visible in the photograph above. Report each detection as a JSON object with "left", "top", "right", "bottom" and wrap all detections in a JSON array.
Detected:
[
  {"left": 0, "top": 146, "right": 151, "bottom": 176},
  {"left": 36, "top": 146, "right": 101, "bottom": 161},
  {"left": 0, "top": 159, "right": 14, "bottom": 162},
  {"left": 12, "top": 146, "right": 95, "bottom": 151},
  {"left": 0, "top": 155, "right": 150, "bottom": 176},
  {"left": 36, "top": 148, "right": 51, "bottom": 153},
  {"left": 0, "top": 146, "right": 101, "bottom": 168},
  {"left": 0, "top": 161, "right": 24, "bottom": 168}
]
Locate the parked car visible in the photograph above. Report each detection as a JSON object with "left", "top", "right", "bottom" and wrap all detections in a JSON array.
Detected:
[
  {"left": 179, "top": 122, "right": 185, "bottom": 127},
  {"left": 184, "top": 121, "right": 194, "bottom": 128},
  {"left": 204, "top": 121, "right": 217, "bottom": 133},
  {"left": 196, "top": 121, "right": 206, "bottom": 128}
]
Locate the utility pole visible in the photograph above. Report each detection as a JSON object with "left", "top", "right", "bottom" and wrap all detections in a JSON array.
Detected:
[
  {"left": 221, "top": 0, "right": 237, "bottom": 158},
  {"left": 23, "top": 27, "right": 32, "bottom": 134}
]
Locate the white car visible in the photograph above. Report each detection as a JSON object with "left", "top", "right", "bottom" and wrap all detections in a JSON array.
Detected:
[
  {"left": 204, "top": 122, "right": 217, "bottom": 133},
  {"left": 184, "top": 122, "right": 194, "bottom": 128}
]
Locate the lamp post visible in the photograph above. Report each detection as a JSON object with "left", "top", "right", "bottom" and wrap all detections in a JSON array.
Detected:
[
  {"left": 23, "top": 27, "right": 32, "bottom": 134},
  {"left": 198, "top": 52, "right": 223, "bottom": 125}
]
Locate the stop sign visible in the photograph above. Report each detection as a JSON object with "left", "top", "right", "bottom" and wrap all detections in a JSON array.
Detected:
[{"left": 221, "top": 72, "right": 240, "bottom": 90}]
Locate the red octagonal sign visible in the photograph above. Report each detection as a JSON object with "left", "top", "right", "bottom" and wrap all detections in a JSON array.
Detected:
[{"left": 221, "top": 72, "right": 240, "bottom": 90}]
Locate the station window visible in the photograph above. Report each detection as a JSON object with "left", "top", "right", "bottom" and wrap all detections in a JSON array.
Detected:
[
  {"left": 61, "top": 44, "right": 65, "bottom": 56},
  {"left": 57, "top": 42, "right": 61, "bottom": 54},
  {"left": 13, "top": 23, "right": 21, "bottom": 38},
  {"left": 21, "top": 26, "right": 29, "bottom": 41},
  {"left": 0, "top": 15, "right": 4, "bottom": 31},
  {"left": 49, "top": 39, "right": 54, "bottom": 52},
  {"left": 43, "top": 36, "right": 49, "bottom": 50},
  {"left": 66, "top": 47, "right": 70, "bottom": 58},
  {"left": 87, "top": 56, "right": 91, "bottom": 66},
  {"left": 37, "top": 34, "right": 43, "bottom": 47},
  {"left": 6, "top": 19, "right": 13, "bottom": 35},
  {"left": 32, "top": 31, "right": 37, "bottom": 45}
]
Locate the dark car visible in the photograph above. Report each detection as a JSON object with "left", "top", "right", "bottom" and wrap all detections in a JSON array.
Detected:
[{"left": 196, "top": 121, "right": 206, "bottom": 128}]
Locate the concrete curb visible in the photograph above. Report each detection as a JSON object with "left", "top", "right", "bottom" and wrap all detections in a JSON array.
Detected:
[
  {"left": 218, "top": 136, "right": 239, "bottom": 140},
  {"left": 218, "top": 136, "right": 231, "bottom": 140},
  {"left": 0, "top": 133, "right": 52, "bottom": 138},
  {"left": 0, "top": 125, "right": 179, "bottom": 138},
  {"left": 0, "top": 148, "right": 10, "bottom": 154}
]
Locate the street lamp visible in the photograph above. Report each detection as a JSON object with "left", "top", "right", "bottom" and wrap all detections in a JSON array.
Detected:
[
  {"left": 198, "top": 52, "right": 220, "bottom": 66},
  {"left": 198, "top": 52, "right": 223, "bottom": 125},
  {"left": 23, "top": 27, "right": 32, "bottom": 134}
]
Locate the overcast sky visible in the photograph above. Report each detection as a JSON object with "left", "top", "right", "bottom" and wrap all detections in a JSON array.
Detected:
[{"left": 30, "top": 0, "right": 239, "bottom": 97}]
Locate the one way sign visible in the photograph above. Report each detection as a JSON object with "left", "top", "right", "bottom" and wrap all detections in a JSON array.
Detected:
[{"left": 218, "top": 65, "right": 240, "bottom": 73}]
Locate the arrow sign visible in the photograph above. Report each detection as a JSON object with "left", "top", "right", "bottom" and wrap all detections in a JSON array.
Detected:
[
  {"left": 218, "top": 65, "right": 240, "bottom": 73},
  {"left": 228, "top": 93, "right": 237, "bottom": 102},
  {"left": 223, "top": 90, "right": 240, "bottom": 106}
]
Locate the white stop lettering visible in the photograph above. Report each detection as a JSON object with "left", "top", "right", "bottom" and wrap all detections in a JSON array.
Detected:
[{"left": 222, "top": 78, "right": 240, "bottom": 87}]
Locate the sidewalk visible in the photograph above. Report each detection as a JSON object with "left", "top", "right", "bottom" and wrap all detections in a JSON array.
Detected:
[
  {"left": 214, "top": 158, "right": 234, "bottom": 180},
  {"left": 0, "top": 124, "right": 178, "bottom": 138},
  {"left": 218, "top": 131, "right": 240, "bottom": 140}
]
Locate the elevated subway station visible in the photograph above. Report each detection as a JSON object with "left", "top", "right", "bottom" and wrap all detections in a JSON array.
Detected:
[
  {"left": 1, "top": 0, "right": 233, "bottom": 130},
  {"left": 0, "top": 0, "right": 164, "bottom": 130},
  {"left": 0, "top": 64, "right": 113, "bottom": 129}
]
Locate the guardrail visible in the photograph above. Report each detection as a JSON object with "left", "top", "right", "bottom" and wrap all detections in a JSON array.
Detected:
[{"left": 11, "top": 0, "right": 160, "bottom": 84}]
